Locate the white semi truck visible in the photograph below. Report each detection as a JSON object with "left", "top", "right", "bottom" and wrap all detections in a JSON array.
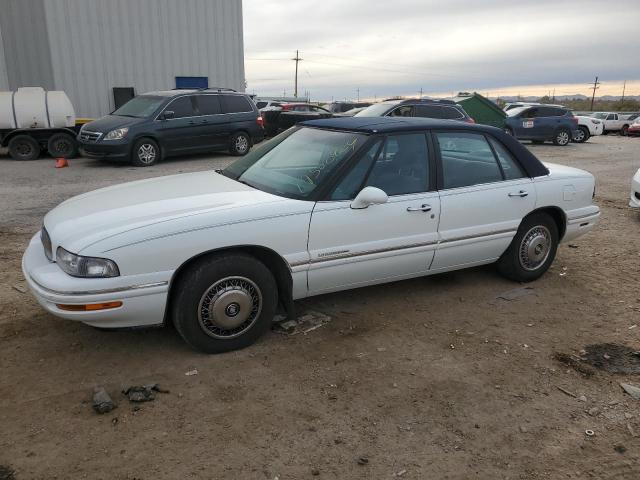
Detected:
[{"left": 0, "top": 87, "right": 80, "bottom": 160}]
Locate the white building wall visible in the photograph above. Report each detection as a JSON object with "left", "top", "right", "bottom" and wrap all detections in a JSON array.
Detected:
[
  {"left": 0, "top": 24, "right": 8, "bottom": 90},
  {"left": 42, "top": 0, "right": 245, "bottom": 117}
]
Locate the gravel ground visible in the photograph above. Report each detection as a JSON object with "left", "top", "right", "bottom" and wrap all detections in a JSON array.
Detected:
[{"left": 1, "top": 136, "right": 640, "bottom": 479}]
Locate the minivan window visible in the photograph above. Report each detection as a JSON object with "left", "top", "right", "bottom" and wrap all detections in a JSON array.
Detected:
[
  {"left": 113, "top": 96, "right": 165, "bottom": 118},
  {"left": 221, "top": 95, "right": 253, "bottom": 113},
  {"left": 164, "top": 96, "right": 195, "bottom": 118},
  {"left": 196, "top": 95, "right": 222, "bottom": 115}
]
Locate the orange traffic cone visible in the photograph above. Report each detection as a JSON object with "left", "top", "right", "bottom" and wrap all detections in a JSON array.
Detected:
[{"left": 55, "top": 158, "right": 68, "bottom": 168}]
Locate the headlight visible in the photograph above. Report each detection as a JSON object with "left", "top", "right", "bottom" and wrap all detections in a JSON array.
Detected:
[
  {"left": 56, "top": 247, "right": 120, "bottom": 278},
  {"left": 104, "top": 127, "right": 129, "bottom": 140},
  {"left": 591, "top": 119, "right": 601, "bottom": 124}
]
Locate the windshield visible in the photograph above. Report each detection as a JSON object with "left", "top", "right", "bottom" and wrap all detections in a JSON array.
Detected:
[
  {"left": 355, "top": 102, "right": 399, "bottom": 117},
  {"left": 507, "top": 107, "right": 529, "bottom": 117},
  {"left": 112, "top": 96, "right": 165, "bottom": 118},
  {"left": 223, "top": 127, "right": 366, "bottom": 200}
]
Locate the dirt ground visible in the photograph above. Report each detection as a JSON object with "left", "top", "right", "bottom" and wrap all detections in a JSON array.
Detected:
[{"left": 1, "top": 136, "right": 640, "bottom": 480}]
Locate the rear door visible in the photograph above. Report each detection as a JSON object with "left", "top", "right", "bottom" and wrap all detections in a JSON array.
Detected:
[
  {"left": 155, "top": 96, "right": 200, "bottom": 153},
  {"left": 431, "top": 131, "right": 535, "bottom": 270},
  {"left": 220, "top": 94, "right": 258, "bottom": 140},
  {"left": 194, "top": 94, "right": 227, "bottom": 149}
]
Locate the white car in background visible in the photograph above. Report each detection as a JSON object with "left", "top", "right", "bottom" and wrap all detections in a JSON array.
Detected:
[
  {"left": 630, "top": 169, "right": 640, "bottom": 208},
  {"left": 573, "top": 115, "right": 604, "bottom": 143},
  {"left": 591, "top": 112, "right": 634, "bottom": 135},
  {"left": 22, "top": 117, "right": 600, "bottom": 353}
]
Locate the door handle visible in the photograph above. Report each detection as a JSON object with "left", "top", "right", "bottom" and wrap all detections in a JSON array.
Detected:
[
  {"left": 508, "top": 190, "right": 529, "bottom": 198},
  {"left": 407, "top": 204, "right": 432, "bottom": 212}
]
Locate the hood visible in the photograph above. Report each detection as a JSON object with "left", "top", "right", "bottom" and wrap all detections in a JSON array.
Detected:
[
  {"left": 83, "top": 115, "right": 147, "bottom": 133},
  {"left": 44, "top": 171, "right": 285, "bottom": 254}
]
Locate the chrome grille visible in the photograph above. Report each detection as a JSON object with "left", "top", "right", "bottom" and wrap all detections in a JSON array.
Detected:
[
  {"left": 79, "top": 130, "right": 102, "bottom": 142},
  {"left": 41, "top": 227, "right": 53, "bottom": 261}
]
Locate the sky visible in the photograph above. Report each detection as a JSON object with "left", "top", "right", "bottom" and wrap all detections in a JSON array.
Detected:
[{"left": 242, "top": 0, "right": 640, "bottom": 101}]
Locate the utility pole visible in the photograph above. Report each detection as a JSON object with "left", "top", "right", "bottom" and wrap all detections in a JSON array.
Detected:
[
  {"left": 621, "top": 80, "right": 627, "bottom": 103},
  {"left": 292, "top": 50, "right": 303, "bottom": 98},
  {"left": 357, "top": 88, "right": 360, "bottom": 102},
  {"left": 589, "top": 76, "right": 600, "bottom": 111},
  {"left": 419, "top": 87, "right": 423, "bottom": 99}
]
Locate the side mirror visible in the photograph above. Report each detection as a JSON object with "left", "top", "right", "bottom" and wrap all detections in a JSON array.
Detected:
[
  {"left": 351, "top": 186, "right": 388, "bottom": 209},
  {"left": 161, "top": 110, "right": 175, "bottom": 120}
]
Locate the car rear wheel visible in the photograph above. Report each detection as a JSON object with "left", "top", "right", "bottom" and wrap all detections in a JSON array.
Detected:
[
  {"left": 552, "top": 128, "right": 571, "bottom": 146},
  {"left": 131, "top": 138, "right": 159, "bottom": 167},
  {"left": 573, "top": 126, "right": 590, "bottom": 143},
  {"left": 47, "top": 132, "right": 78, "bottom": 158},
  {"left": 497, "top": 213, "right": 559, "bottom": 282},
  {"left": 8, "top": 135, "right": 40, "bottom": 160},
  {"left": 621, "top": 125, "right": 629, "bottom": 136},
  {"left": 229, "top": 132, "right": 251, "bottom": 156},
  {"left": 172, "top": 253, "right": 277, "bottom": 353}
]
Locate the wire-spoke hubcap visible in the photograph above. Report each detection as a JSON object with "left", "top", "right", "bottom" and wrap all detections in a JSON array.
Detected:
[
  {"left": 138, "top": 144, "right": 156, "bottom": 163},
  {"left": 235, "top": 135, "right": 249, "bottom": 153},
  {"left": 198, "top": 276, "right": 262, "bottom": 339},
  {"left": 557, "top": 131, "right": 570, "bottom": 145},
  {"left": 519, "top": 226, "right": 552, "bottom": 271}
]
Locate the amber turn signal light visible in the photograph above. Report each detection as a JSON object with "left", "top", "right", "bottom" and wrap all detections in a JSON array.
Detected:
[{"left": 56, "top": 301, "right": 123, "bottom": 311}]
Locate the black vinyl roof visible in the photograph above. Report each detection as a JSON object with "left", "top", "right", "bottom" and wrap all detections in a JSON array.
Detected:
[{"left": 300, "top": 117, "right": 549, "bottom": 178}]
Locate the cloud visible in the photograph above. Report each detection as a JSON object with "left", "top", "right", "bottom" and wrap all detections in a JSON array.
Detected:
[{"left": 243, "top": 0, "right": 640, "bottom": 100}]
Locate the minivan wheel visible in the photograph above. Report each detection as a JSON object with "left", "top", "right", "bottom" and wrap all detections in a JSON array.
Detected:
[
  {"left": 229, "top": 132, "right": 251, "bottom": 156},
  {"left": 172, "top": 253, "right": 277, "bottom": 353},
  {"left": 497, "top": 213, "right": 559, "bottom": 282},
  {"left": 8, "top": 135, "right": 40, "bottom": 160},
  {"left": 573, "top": 126, "right": 589, "bottom": 143},
  {"left": 131, "top": 138, "right": 159, "bottom": 167},
  {"left": 47, "top": 133, "right": 78, "bottom": 158},
  {"left": 553, "top": 129, "right": 571, "bottom": 146}
]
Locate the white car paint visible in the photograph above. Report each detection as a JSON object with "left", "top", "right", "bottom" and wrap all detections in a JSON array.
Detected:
[
  {"left": 630, "top": 168, "right": 640, "bottom": 208},
  {"left": 23, "top": 161, "right": 599, "bottom": 330},
  {"left": 593, "top": 112, "right": 632, "bottom": 134},
  {"left": 575, "top": 115, "right": 604, "bottom": 138}
]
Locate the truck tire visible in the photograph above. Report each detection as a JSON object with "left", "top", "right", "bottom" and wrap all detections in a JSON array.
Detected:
[
  {"left": 573, "top": 126, "right": 590, "bottom": 143},
  {"left": 8, "top": 135, "right": 40, "bottom": 160},
  {"left": 621, "top": 125, "right": 629, "bottom": 136},
  {"left": 47, "top": 132, "right": 78, "bottom": 158}
]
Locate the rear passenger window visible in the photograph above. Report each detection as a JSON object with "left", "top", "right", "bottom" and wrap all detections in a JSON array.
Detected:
[
  {"left": 165, "top": 96, "right": 194, "bottom": 118},
  {"left": 390, "top": 106, "right": 413, "bottom": 117},
  {"left": 436, "top": 132, "right": 503, "bottom": 189},
  {"left": 415, "top": 105, "right": 445, "bottom": 118},
  {"left": 488, "top": 137, "right": 525, "bottom": 180},
  {"left": 221, "top": 95, "right": 253, "bottom": 113},
  {"left": 196, "top": 95, "right": 222, "bottom": 115}
]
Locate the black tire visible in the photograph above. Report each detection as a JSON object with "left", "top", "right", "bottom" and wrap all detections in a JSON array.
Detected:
[
  {"left": 172, "top": 253, "right": 277, "bottom": 353},
  {"left": 573, "top": 126, "right": 590, "bottom": 143},
  {"left": 47, "top": 132, "right": 78, "bottom": 158},
  {"left": 621, "top": 125, "right": 629, "bottom": 136},
  {"left": 131, "top": 138, "right": 159, "bottom": 167},
  {"left": 552, "top": 128, "right": 571, "bottom": 146},
  {"left": 497, "top": 213, "right": 559, "bottom": 282},
  {"left": 229, "top": 132, "right": 251, "bottom": 156},
  {"left": 8, "top": 135, "right": 40, "bottom": 160}
]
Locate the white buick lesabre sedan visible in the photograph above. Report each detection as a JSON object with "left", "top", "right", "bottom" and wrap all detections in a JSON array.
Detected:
[
  {"left": 23, "top": 117, "right": 600, "bottom": 353},
  {"left": 630, "top": 168, "right": 640, "bottom": 208}
]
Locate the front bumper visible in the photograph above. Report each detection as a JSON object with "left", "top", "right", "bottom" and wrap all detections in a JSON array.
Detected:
[
  {"left": 22, "top": 233, "right": 169, "bottom": 328},
  {"left": 77, "top": 138, "right": 130, "bottom": 160},
  {"left": 630, "top": 170, "right": 640, "bottom": 208},
  {"left": 590, "top": 123, "right": 604, "bottom": 136}
]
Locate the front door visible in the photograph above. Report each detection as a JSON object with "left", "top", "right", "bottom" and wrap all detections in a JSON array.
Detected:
[
  {"left": 307, "top": 133, "right": 440, "bottom": 295},
  {"left": 156, "top": 96, "right": 202, "bottom": 154},
  {"left": 431, "top": 131, "right": 535, "bottom": 270}
]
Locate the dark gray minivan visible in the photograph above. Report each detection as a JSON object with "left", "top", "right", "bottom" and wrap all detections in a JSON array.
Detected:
[{"left": 78, "top": 89, "right": 264, "bottom": 167}]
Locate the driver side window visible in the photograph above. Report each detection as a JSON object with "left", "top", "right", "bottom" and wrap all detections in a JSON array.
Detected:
[{"left": 330, "top": 134, "right": 429, "bottom": 200}]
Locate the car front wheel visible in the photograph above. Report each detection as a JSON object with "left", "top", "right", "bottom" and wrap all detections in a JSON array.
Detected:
[
  {"left": 172, "top": 253, "right": 277, "bottom": 353},
  {"left": 573, "top": 126, "right": 590, "bottom": 143},
  {"left": 131, "top": 138, "right": 159, "bottom": 167},
  {"left": 553, "top": 128, "right": 571, "bottom": 146},
  {"left": 497, "top": 213, "right": 559, "bottom": 282}
]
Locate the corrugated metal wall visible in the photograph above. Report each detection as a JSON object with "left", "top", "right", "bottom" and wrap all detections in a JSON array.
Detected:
[
  {"left": 0, "top": 23, "right": 9, "bottom": 90},
  {"left": 0, "top": 0, "right": 56, "bottom": 90},
  {"left": 43, "top": 0, "right": 245, "bottom": 117}
]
